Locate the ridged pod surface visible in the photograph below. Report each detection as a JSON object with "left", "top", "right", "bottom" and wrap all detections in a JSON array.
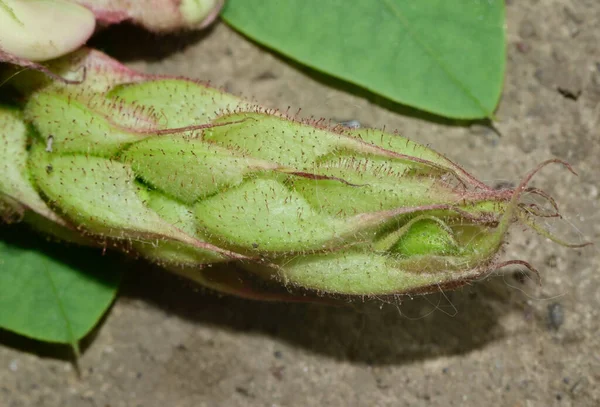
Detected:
[{"left": 0, "top": 49, "right": 577, "bottom": 300}]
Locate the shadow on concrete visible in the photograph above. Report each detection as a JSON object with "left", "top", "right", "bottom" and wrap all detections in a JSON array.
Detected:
[
  {"left": 88, "top": 22, "right": 215, "bottom": 62},
  {"left": 118, "top": 262, "right": 530, "bottom": 366},
  {"left": 0, "top": 233, "right": 533, "bottom": 366}
]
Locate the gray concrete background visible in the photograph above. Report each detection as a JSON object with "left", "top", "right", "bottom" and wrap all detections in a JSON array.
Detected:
[{"left": 1, "top": 1, "right": 599, "bottom": 406}]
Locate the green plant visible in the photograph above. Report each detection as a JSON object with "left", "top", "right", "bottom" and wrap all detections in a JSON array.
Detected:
[{"left": 0, "top": 49, "right": 586, "bottom": 351}]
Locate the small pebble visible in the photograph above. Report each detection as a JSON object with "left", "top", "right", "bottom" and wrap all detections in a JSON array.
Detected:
[
  {"left": 516, "top": 41, "right": 530, "bottom": 53},
  {"left": 548, "top": 302, "right": 565, "bottom": 330},
  {"left": 338, "top": 120, "right": 361, "bottom": 129},
  {"left": 519, "top": 20, "right": 536, "bottom": 38}
]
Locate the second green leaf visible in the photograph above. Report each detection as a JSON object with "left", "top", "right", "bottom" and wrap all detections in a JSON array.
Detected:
[{"left": 222, "top": 0, "right": 505, "bottom": 120}]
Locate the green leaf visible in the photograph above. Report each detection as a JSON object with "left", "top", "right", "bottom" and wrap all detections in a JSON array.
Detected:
[
  {"left": 222, "top": 0, "right": 505, "bottom": 119},
  {"left": 0, "top": 228, "right": 121, "bottom": 349}
]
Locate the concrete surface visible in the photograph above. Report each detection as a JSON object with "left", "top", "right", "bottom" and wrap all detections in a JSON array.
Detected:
[{"left": 1, "top": 1, "right": 599, "bottom": 406}]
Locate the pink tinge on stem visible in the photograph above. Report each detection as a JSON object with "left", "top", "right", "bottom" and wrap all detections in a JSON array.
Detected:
[
  {"left": 76, "top": 0, "right": 224, "bottom": 31},
  {"left": 0, "top": 0, "right": 223, "bottom": 65},
  {"left": 0, "top": 0, "right": 96, "bottom": 62}
]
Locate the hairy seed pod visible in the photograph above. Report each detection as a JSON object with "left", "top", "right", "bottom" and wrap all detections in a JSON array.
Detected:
[{"left": 0, "top": 49, "right": 587, "bottom": 300}]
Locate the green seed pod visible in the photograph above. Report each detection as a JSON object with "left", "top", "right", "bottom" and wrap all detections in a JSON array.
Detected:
[
  {"left": 0, "top": 49, "right": 587, "bottom": 300},
  {"left": 391, "top": 217, "right": 460, "bottom": 258}
]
